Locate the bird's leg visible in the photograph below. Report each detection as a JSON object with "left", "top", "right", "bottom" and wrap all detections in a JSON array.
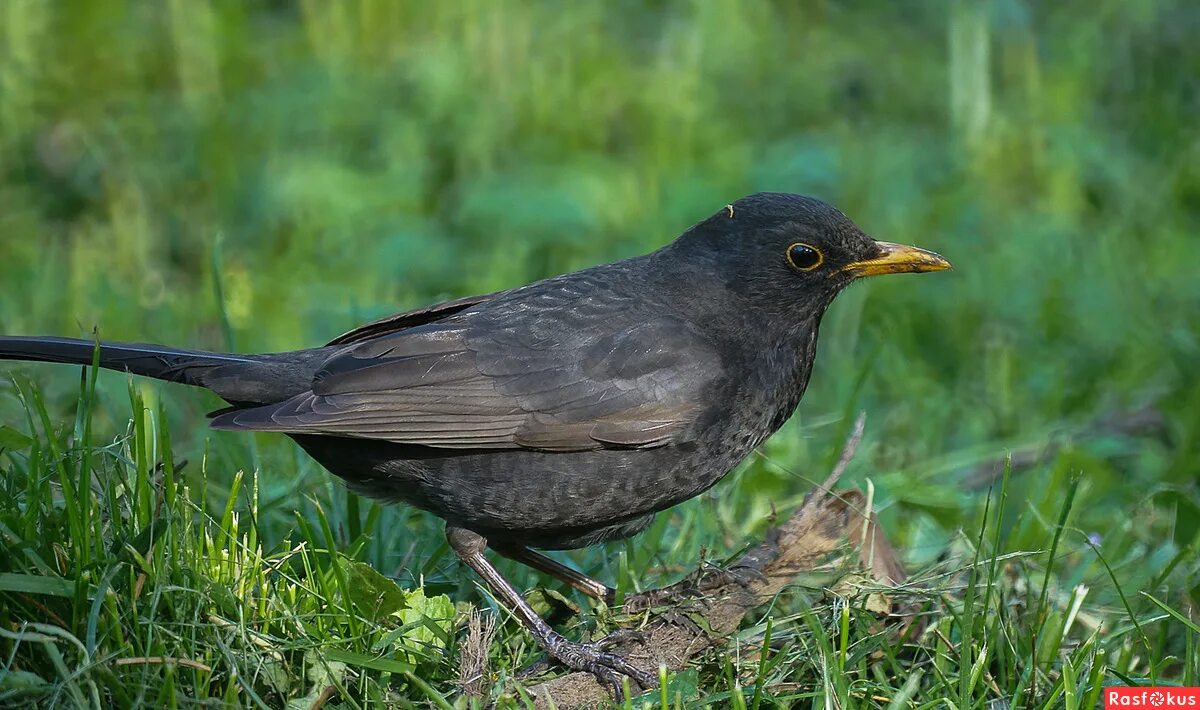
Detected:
[
  {"left": 446, "top": 526, "right": 656, "bottom": 698},
  {"left": 491, "top": 547, "right": 644, "bottom": 659},
  {"left": 492, "top": 545, "right": 616, "bottom": 604}
]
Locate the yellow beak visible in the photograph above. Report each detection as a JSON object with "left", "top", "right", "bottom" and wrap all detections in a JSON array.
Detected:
[{"left": 842, "top": 241, "right": 952, "bottom": 278}]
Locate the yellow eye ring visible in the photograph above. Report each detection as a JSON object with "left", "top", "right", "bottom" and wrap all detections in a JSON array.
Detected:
[{"left": 786, "top": 242, "right": 823, "bottom": 271}]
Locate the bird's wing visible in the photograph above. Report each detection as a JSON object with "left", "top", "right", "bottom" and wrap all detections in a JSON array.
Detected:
[
  {"left": 211, "top": 313, "right": 722, "bottom": 452},
  {"left": 325, "top": 291, "right": 502, "bottom": 346}
]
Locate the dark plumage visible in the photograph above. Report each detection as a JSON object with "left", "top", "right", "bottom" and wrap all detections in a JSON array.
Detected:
[{"left": 0, "top": 192, "right": 950, "bottom": 694}]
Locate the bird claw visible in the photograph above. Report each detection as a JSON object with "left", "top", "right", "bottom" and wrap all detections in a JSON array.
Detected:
[
  {"left": 548, "top": 639, "right": 656, "bottom": 699},
  {"left": 594, "top": 627, "right": 648, "bottom": 651},
  {"left": 700, "top": 564, "right": 766, "bottom": 591},
  {"left": 518, "top": 635, "right": 656, "bottom": 699}
]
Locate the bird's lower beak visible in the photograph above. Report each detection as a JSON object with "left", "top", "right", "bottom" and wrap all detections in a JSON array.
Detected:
[{"left": 841, "top": 241, "right": 952, "bottom": 278}]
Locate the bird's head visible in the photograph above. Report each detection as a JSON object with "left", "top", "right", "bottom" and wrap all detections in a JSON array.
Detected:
[{"left": 663, "top": 192, "right": 951, "bottom": 325}]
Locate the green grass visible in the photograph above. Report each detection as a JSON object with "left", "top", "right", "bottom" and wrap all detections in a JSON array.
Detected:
[{"left": 2, "top": 1, "right": 1199, "bottom": 707}]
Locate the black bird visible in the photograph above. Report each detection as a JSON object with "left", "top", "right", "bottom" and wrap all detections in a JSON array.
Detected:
[{"left": 0, "top": 193, "right": 950, "bottom": 692}]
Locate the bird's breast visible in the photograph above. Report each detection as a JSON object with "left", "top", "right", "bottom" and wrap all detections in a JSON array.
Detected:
[{"left": 692, "top": 322, "right": 821, "bottom": 472}]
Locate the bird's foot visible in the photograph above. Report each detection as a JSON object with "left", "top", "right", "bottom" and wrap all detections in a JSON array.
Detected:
[
  {"left": 516, "top": 628, "right": 647, "bottom": 680},
  {"left": 699, "top": 564, "right": 767, "bottom": 591},
  {"left": 623, "top": 562, "right": 756, "bottom": 613},
  {"left": 624, "top": 584, "right": 692, "bottom": 613},
  {"left": 517, "top": 631, "right": 655, "bottom": 698},
  {"left": 544, "top": 636, "right": 656, "bottom": 699},
  {"left": 593, "top": 627, "right": 647, "bottom": 651}
]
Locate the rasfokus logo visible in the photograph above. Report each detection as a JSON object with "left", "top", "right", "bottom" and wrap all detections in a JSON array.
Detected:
[{"left": 1106, "top": 688, "right": 1200, "bottom": 708}]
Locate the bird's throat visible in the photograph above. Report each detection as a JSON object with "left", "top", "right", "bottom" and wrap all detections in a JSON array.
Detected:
[{"left": 762, "top": 318, "right": 822, "bottom": 437}]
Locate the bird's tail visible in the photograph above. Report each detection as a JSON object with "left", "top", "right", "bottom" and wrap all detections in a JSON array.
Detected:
[
  {"left": 0, "top": 336, "right": 328, "bottom": 405},
  {"left": 0, "top": 336, "right": 255, "bottom": 386}
]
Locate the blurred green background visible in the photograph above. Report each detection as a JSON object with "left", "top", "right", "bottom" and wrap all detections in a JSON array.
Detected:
[{"left": 1, "top": 0, "right": 1198, "bottom": 702}]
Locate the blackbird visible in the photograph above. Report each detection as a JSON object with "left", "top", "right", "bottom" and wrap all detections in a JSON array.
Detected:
[{"left": 0, "top": 192, "right": 949, "bottom": 693}]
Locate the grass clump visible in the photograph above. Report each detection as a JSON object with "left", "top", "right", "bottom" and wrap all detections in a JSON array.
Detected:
[
  {"left": 0, "top": 374, "right": 466, "bottom": 708},
  {"left": 0, "top": 372, "right": 1195, "bottom": 707}
]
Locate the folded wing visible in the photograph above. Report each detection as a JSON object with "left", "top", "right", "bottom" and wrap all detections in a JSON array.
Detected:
[{"left": 210, "top": 313, "right": 720, "bottom": 452}]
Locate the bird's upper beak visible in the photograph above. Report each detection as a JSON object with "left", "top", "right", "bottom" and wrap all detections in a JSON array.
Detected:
[{"left": 841, "top": 241, "right": 952, "bottom": 278}]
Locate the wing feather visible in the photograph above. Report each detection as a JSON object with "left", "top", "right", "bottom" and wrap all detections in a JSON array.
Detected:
[{"left": 212, "top": 305, "right": 720, "bottom": 452}]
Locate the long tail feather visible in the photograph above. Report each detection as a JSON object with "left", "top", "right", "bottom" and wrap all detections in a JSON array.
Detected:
[
  {"left": 0, "top": 336, "right": 252, "bottom": 384},
  {"left": 0, "top": 336, "right": 329, "bottom": 405}
]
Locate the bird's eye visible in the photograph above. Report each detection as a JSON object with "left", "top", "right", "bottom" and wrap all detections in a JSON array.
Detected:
[{"left": 786, "top": 243, "right": 823, "bottom": 272}]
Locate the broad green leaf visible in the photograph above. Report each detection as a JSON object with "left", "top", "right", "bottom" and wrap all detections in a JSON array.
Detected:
[
  {"left": 525, "top": 586, "right": 579, "bottom": 620},
  {"left": 341, "top": 558, "right": 407, "bottom": 620},
  {"left": 394, "top": 588, "right": 456, "bottom": 655}
]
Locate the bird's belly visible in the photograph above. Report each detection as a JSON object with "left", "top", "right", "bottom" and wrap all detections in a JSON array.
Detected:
[{"left": 290, "top": 435, "right": 744, "bottom": 548}]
